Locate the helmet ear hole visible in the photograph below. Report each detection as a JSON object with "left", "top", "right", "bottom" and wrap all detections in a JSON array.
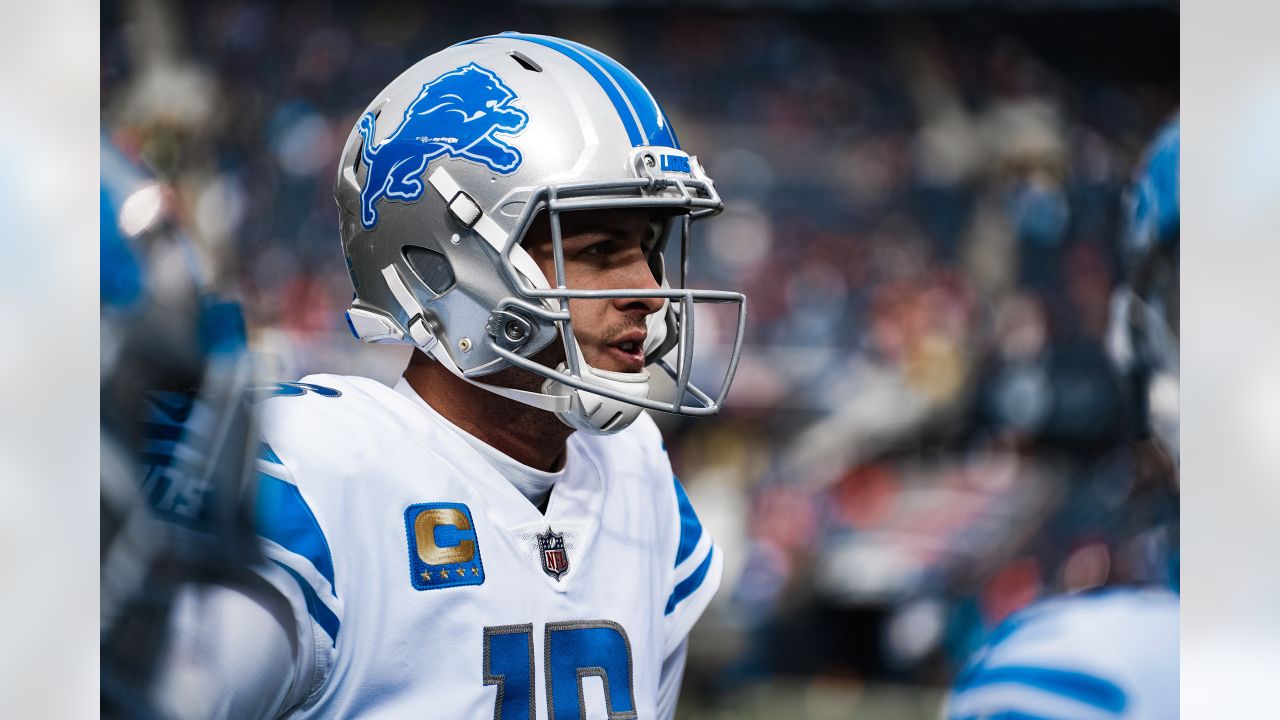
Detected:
[{"left": 402, "top": 246, "right": 456, "bottom": 296}]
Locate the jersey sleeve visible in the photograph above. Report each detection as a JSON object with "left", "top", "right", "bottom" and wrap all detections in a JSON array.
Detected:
[
  {"left": 139, "top": 387, "right": 340, "bottom": 715},
  {"left": 654, "top": 638, "right": 689, "bottom": 720},
  {"left": 250, "top": 437, "right": 341, "bottom": 708},
  {"left": 151, "top": 579, "right": 311, "bottom": 720},
  {"left": 661, "top": 470, "right": 725, "bottom": 656}
]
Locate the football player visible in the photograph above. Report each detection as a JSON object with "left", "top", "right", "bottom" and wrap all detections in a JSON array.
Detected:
[
  {"left": 153, "top": 33, "right": 745, "bottom": 719},
  {"left": 101, "top": 135, "right": 260, "bottom": 717},
  {"left": 944, "top": 588, "right": 1179, "bottom": 720}
]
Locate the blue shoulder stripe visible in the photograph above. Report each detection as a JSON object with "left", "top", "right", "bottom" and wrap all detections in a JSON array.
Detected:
[
  {"left": 953, "top": 665, "right": 1127, "bottom": 715},
  {"left": 673, "top": 475, "right": 703, "bottom": 567},
  {"left": 254, "top": 471, "right": 337, "bottom": 594},
  {"left": 665, "top": 546, "right": 714, "bottom": 615},
  {"left": 271, "top": 560, "right": 339, "bottom": 646}
]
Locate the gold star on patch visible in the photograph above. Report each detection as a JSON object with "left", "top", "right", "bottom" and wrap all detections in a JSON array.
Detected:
[{"left": 471, "top": 567, "right": 479, "bottom": 575}]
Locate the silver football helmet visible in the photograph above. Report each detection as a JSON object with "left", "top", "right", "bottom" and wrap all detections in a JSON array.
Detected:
[{"left": 334, "top": 32, "right": 746, "bottom": 433}]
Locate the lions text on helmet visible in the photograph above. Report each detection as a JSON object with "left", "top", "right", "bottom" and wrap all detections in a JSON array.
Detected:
[{"left": 335, "top": 32, "right": 746, "bottom": 434}]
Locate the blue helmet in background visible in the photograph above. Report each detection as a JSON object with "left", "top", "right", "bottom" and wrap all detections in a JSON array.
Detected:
[
  {"left": 1123, "top": 115, "right": 1179, "bottom": 263},
  {"left": 1106, "top": 114, "right": 1180, "bottom": 458}
]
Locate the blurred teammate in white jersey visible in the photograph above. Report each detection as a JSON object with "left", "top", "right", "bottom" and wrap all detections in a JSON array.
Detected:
[
  {"left": 153, "top": 32, "right": 747, "bottom": 719},
  {"left": 945, "top": 588, "right": 1178, "bottom": 720},
  {"left": 945, "top": 117, "right": 1181, "bottom": 720}
]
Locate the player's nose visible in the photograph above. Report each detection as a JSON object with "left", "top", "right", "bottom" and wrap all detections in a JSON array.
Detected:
[{"left": 611, "top": 256, "right": 664, "bottom": 315}]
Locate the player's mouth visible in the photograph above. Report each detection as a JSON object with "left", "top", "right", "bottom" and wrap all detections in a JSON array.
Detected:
[{"left": 603, "top": 331, "right": 647, "bottom": 372}]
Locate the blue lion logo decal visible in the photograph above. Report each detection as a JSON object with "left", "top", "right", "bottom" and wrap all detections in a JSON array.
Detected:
[{"left": 357, "top": 63, "right": 529, "bottom": 230}]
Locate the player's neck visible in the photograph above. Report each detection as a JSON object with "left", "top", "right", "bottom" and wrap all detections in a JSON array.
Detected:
[{"left": 403, "top": 351, "right": 573, "bottom": 473}]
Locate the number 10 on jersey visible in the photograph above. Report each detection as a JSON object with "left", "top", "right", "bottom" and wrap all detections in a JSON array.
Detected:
[{"left": 483, "top": 620, "right": 636, "bottom": 719}]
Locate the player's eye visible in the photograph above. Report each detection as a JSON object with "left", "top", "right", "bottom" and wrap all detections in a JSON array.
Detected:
[{"left": 582, "top": 240, "right": 616, "bottom": 257}]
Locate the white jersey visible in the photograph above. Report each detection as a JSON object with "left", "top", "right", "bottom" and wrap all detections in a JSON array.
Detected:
[
  {"left": 946, "top": 588, "right": 1179, "bottom": 720},
  {"left": 251, "top": 374, "right": 722, "bottom": 719}
]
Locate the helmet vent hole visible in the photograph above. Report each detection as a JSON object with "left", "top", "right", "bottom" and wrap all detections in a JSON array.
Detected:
[
  {"left": 508, "top": 51, "right": 541, "bottom": 72},
  {"left": 402, "top": 246, "right": 456, "bottom": 296}
]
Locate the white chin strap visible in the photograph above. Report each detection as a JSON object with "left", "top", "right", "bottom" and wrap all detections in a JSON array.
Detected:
[
  {"left": 429, "top": 340, "right": 575, "bottom": 413},
  {"left": 542, "top": 344, "right": 652, "bottom": 435}
]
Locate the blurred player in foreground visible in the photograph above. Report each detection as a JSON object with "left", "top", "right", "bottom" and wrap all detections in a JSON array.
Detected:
[
  {"left": 101, "top": 136, "right": 259, "bottom": 717},
  {"left": 155, "top": 33, "right": 746, "bottom": 718}
]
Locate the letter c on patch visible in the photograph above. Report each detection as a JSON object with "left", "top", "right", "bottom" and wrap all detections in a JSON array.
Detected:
[{"left": 414, "top": 508, "right": 475, "bottom": 566}]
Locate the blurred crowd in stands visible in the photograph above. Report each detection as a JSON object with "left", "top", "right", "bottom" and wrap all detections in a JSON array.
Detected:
[{"left": 102, "top": 1, "right": 1177, "bottom": 714}]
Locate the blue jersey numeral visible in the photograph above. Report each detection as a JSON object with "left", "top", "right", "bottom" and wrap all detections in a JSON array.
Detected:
[
  {"left": 483, "top": 620, "right": 636, "bottom": 720},
  {"left": 484, "top": 624, "right": 535, "bottom": 720},
  {"left": 546, "top": 621, "right": 636, "bottom": 719}
]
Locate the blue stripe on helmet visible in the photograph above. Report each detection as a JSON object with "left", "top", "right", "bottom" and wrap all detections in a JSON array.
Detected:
[
  {"left": 560, "top": 37, "right": 680, "bottom": 149},
  {"left": 673, "top": 475, "right": 703, "bottom": 567},
  {"left": 461, "top": 33, "right": 673, "bottom": 148},
  {"left": 665, "top": 546, "right": 714, "bottom": 615},
  {"left": 503, "top": 34, "right": 645, "bottom": 147},
  {"left": 255, "top": 471, "right": 337, "bottom": 593}
]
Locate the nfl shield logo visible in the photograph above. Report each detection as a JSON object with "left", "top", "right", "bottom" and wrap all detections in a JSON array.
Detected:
[{"left": 538, "top": 528, "right": 569, "bottom": 580}]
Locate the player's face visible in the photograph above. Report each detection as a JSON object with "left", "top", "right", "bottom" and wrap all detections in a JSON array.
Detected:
[{"left": 524, "top": 209, "right": 665, "bottom": 374}]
